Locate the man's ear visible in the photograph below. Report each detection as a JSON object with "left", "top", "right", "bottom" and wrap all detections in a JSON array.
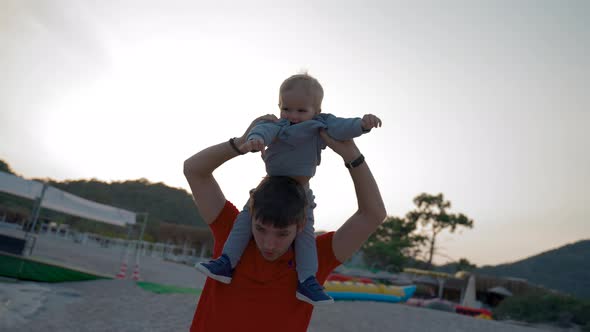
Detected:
[
  {"left": 248, "top": 189, "right": 255, "bottom": 211},
  {"left": 296, "top": 221, "right": 306, "bottom": 233}
]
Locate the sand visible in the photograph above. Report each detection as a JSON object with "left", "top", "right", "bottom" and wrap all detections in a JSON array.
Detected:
[
  {"left": 1, "top": 279, "right": 554, "bottom": 332},
  {"left": 0, "top": 229, "right": 560, "bottom": 331}
]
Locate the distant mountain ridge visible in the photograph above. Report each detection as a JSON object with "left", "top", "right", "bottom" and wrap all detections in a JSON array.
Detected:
[{"left": 476, "top": 240, "right": 590, "bottom": 299}]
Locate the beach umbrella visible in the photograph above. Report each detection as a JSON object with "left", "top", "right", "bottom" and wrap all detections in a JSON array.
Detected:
[
  {"left": 461, "top": 275, "right": 478, "bottom": 308},
  {"left": 488, "top": 286, "right": 513, "bottom": 297}
]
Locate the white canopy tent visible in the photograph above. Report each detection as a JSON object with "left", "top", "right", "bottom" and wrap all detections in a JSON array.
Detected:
[{"left": 0, "top": 171, "right": 136, "bottom": 226}]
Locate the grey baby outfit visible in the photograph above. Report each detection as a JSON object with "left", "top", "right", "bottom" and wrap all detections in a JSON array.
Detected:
[{"left": 222, "top": 114, "right": 369, "bottom": 281}]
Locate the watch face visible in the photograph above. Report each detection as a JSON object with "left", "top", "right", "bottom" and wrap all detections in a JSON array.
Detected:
[{"left": 346, "top": 154, "right": 364, "bottom": 168}]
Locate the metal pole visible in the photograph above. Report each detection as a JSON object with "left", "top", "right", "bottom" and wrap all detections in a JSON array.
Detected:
[
  {"left": 120, "top": 224, "right": 133, "bottom": 263},
  {"left": 27, "top": 183, "right": 48, "bottom": 235},
  {"left": 138, "top": 212, "right": 148, "bottom": 255},
  {"left": 437, "top": 278, "right": 445, "bottom": 299},
  {"left": 138, "top": 212, "right": 148, "bottom": 242},
  {"left": 25, "top": 183, "right": 48, "bottom": 255},
  {"left": 200, "top": 242, "right": 207, "bottom": 258}
]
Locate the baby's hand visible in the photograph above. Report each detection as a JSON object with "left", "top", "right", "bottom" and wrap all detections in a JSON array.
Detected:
[
  {"left": 246, "top": 137, "right": 266, "bottom": 156},
  {"left": 361, "top": 114, "right": 382, "bottom": 130}
]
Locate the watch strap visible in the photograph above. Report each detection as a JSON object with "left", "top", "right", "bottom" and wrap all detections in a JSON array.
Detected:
[{"left": 345, "top": 154, "right": 365, "bottom": 169}]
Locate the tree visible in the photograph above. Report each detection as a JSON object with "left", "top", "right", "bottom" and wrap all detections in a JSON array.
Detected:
[
  {"left": 362, "top": 216, "right": 427, "bottom": 272},
  {"left": 0, "top": 160, "right": 16, "bottom": 175},
  {"left": 406, "top": 193, "right": 474, "bottom": 270},
  {"left": 455, "top": 258, "right": 477, "bottom": 272}
]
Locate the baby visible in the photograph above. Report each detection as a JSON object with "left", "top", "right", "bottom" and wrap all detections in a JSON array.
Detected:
[{"left": 197, "top": 73, "right": 382, "bottom": 305}]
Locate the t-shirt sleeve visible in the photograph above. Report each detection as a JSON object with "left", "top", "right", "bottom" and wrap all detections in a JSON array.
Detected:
[
  {"left": 208, "top": 200, "right": 239, "bottom": 258},
  {"left": 247, "top": 121, "right": 282, "bottom": 146},
  {"left": 321, "top": 114, "right": 366, "bottom": 140},
  {"left": 315, "top": 232, "right": 342, "bottom": 283}
]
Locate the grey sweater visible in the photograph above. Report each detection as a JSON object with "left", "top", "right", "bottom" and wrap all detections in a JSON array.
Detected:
[{"left": 247, "top": 113, "right": 368, "bottom": 177}]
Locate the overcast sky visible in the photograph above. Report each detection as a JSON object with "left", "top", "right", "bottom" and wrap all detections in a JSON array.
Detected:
[{"left": 1, "top": 0, "right": 588, "bottom": 266}]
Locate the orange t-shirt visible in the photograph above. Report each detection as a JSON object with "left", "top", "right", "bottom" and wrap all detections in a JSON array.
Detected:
[{"left": 190, "top": 200, "right": 342, "bottom": 332}]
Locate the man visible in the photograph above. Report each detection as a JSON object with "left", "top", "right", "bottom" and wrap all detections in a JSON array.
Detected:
[{"left": 184, "top": 115, "right": 386, "bottom": 332}]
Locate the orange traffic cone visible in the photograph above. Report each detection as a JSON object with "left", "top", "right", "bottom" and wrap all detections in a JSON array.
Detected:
[
  {"left": 116, "top": 262, "right": 128, "bottom": 279},
  {"left": 131, "top": 264, "right": 141, "bottom": 281}
]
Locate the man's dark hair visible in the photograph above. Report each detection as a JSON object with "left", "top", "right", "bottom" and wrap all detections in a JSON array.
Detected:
[{"left": 250, "top": 176, "right": 307, "bottom": 228}]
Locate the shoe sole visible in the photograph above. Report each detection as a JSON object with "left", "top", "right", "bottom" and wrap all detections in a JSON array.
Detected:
[
  {"left": 196, "top": 263, "right": 232, "bottom": 284},
  {"left": 296, "top": 292, "right": 335, "bottom": 306}
]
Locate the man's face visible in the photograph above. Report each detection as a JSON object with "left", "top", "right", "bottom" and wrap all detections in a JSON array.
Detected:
[
  {"left": 251, "top": 218, "right": 299, "bottom": 261},
  {"left": 279, "top": 88, "right": 320, "bottom": 124}
]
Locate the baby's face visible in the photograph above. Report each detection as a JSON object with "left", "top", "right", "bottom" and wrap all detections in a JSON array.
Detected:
[{"left": 278, "top": 88, "right": 320, "bottom": 124}]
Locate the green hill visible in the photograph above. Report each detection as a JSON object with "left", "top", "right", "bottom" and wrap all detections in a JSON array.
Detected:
[
  {"left": 46, "top": 178, "right": 205, "bottom": 228},
  {"left": 477, "top": 240, "right": 590, "bottom": 299},
  {"left": 0, "top": 160, "right": 206, "bottom": 239}
]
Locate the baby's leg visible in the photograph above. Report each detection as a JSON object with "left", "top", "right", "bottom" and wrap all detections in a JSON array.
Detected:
[
  {"left": 294, "top": 188, "right": 333, "bottom": 305},
  {"left": 294, "top": 189, "right": 318, "bottom": 282},
  {"left": 222, "top": 202, "right": 253, "bottom": 268}
]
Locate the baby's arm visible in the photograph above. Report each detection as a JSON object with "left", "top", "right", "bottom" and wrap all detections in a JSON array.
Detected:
[
  {"left": 246, "top": 119, "right": 282, "bottom": 153},
  {"left": 323, "top": 113, "right": 382, "bottom": 140},
  {"left": 247, "top": 121, "right": 281, "bottom": 143}
]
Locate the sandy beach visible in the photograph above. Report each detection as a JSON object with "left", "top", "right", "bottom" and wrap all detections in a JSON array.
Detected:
[
  {"left": 0, "top": 230, "right": 556, "bottom": 332},
  {"left": 1, "top": 279, "right": 553, "bottom": 332}
]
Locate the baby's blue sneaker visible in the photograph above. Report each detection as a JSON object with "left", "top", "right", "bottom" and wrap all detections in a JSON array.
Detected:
[
  {"left": 296, "top": 276, "right": 334, "bottom": 305},
  {"left": 196, "top": 254, "right": 233, "bottom": 284}
]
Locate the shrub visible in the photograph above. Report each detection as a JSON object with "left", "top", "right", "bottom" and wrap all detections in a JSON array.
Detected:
[{"left": 494, "top": 292, "right": 590, "bottom": 328}]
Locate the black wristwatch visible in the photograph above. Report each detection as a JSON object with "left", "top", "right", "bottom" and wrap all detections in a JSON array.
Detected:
[
  {"left": 229, "top": 137, "right": 246, "bottom": 155},
  {"left": 345, "top": 154, "right": 365, "bottom": 169}
]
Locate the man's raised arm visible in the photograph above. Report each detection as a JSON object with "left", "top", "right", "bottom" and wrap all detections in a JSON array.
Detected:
[
  {"left": 319, "top": 130, "right": 387, "bottom": 263},
  {"left": 183, "top": 114, "right": 278, "bottom": 224}
]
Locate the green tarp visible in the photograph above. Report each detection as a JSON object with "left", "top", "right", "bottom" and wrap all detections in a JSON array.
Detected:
[
  {"left": 0, "top": 252, "right": 111, "bottom": 282},
  {"left": 136, "top": 281, "right": 202, "bottom": 295}
]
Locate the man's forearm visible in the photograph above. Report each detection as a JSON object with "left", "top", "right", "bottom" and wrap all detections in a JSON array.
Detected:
[
  {"left": 331, "top": 155, "right": 387, "bottom": 262},
  {"left": 183, "top": 138, "right": 245, "bottom": 224},
  {"left": 183, "top": 114, "right": 277, "bottom": 224},
  {"left": 325, "top": 138, "right": 386, "bottom": 222},
  {"left": 183, "top": 138, "right": 243, "bottom": 178},
  {"left": 349, "top": 160, "right": 386, "bottom": 222}
]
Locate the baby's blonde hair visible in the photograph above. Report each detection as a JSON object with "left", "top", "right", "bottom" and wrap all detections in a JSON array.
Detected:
[{"left": 279, "top": 73, "right": 324, "bottom": 110}]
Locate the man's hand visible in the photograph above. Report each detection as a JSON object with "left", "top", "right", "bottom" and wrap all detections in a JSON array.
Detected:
[
  {"left": 361, "top": 114, "right": 382, "bottom": 131},
  {"left": 243, "top": 137, "right": 266, "bottom": 156},
  {"left": 319, "top": 129, "right": 361, "bottom": 163}
]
